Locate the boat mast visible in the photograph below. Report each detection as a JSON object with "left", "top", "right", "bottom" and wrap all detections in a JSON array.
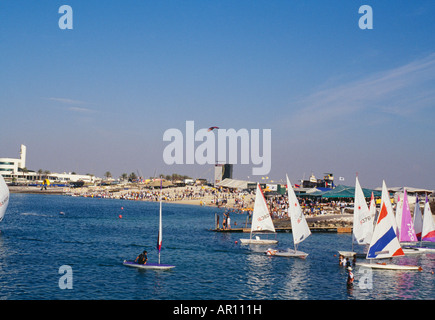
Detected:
[{"left": 158, "top": 179, "right": 163, "bottom": 265}]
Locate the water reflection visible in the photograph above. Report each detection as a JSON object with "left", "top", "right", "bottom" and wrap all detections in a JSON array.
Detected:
[
  {"left": 350, "top": 254, "right": 435, "bottom": 299},
  {"left": 245, "top": 252, "right": 274, "bottom": 299},
  {"left": 280, "top": 258, "right": 310, "bottom": 299}
]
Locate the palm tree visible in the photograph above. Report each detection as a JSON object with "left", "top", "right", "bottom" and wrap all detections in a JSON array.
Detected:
[
  {"left": 128, "top": 172, "right": 137, "bottom": 181},
  {"left": 22, "top": 167, "right": 28, "bottom": 183},
  {"left": 104, "top": 171, "right": 112, "bottom": 179},
  {"left": 37, "top": 169, "right": 43, "bottom": 180}
]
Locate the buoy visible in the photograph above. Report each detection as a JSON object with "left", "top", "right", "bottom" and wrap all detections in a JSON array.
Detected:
[
  {"left": 121, "top": 207, "right": 124, "bottom": 210},
  {"left": 234, "top": 240, "right": 238, "bottom": 244},
  {"left": 119, "top": 215, "right": 122, "bottom": 219}
]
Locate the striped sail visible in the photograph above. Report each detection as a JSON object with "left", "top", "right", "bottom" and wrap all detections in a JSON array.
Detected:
[
  {"left": 367, "top": 202, "right": 404, "bottom": 259},
  {"left": 381, "top": 180, "right": 398, "bottom": 235}
]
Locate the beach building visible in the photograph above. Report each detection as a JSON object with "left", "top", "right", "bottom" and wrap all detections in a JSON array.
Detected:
[
  {"left": 300, "top": 172, "right": 335, "bottom": 189},
  {"left": 0, "top": 144, "right": 97, "bottom": 184},
  {"left": 0, "top": 144, "right": 27, "bottom": 178},
  {"left": 214, "top": 164, "right": 233, "bottom": 186}
]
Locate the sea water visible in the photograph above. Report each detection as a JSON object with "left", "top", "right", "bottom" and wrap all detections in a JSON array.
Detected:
[{"left": 0, "top": 193, "right": 434, "bottom": 300}]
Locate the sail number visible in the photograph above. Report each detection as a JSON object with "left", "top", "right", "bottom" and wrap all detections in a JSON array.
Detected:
[{"left": 257, "top": 214, "right": 271, "bottom": 222}]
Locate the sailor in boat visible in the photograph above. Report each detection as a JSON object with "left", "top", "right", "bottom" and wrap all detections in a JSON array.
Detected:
[{"left": 135, "top": 250, "right": 148, "bottom": 265}]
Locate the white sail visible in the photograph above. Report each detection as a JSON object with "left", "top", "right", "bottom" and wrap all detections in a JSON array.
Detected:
[
  {"left": 0, "top": 175, "right": 9, "bottom": 222},
  {"left": 369, "top": 192, "right": 376, "bottom": 224},
  {"left": 353, "top": 177, "right": 373, "bottom": 245},
  {"left": 286, "top": 175, "right": 311, "bottom": 245},
  {"left": 250, "top": 183, "right": 276, "bottom": 233},
  {"left": 413, "top": 195, "right": 423, "bottom": 240},
  {"left": 395, "top": 194, "right": 403, "bottom": 238},
  {"left": 422, "top": 196, "right": 435, "bottom": 242}
]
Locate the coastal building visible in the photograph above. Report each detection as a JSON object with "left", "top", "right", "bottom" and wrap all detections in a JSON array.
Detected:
[
  {"left": 0, "top": 144, "right": 97, "bottom": 184},
  {"left": 0, "top": 144, "right": 26, "bottom": 178},
  {"left": 300, "top": 172, "right": 335, "bottom": 189},
  {"left": 214, "top": 164, "right": 233, "bottom": 186}
]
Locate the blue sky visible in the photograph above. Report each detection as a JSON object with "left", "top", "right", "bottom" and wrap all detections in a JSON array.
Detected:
[{"left": 1, "top": 1, "right": 435, "bottom": 189}]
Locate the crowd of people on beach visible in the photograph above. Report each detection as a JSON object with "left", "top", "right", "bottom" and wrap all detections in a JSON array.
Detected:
[{"left": 66, "top": 185, "right": 353, "bottom": 226}]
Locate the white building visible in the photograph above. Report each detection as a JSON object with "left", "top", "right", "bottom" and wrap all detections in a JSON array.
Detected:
[
  {"left": 0, "top": 144, "right": 26, "bottom": 178},
  {"left": 0, "top": 144, "right": 98, "bottom": 184}
]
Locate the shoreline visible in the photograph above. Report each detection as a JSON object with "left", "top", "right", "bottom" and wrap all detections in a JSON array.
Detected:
[
  {"left": 8, "top": 185, "right": 356, "bottom": 230},
  {"left": 9, "top": 184, "right": 435, "bottom": 232}
]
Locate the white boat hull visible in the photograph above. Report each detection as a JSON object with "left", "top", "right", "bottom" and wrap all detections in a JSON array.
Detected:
[
  {"left": 402, "top": 246, "right": 435, "bottom": 254},
  {"left": 402, "top": 247, "right": 424, "bottom": 255},
  {"left": 338, "top": 251, "right": 356, "bottom": 257},
  {"left": 356, "top": 262, "right": 422, "bottom": 271},
  {"left": 123, "top": 260, "right": 175, "bottom": 270},
  {"left": 240, "top": 238, "right": 278, "bottom": 245},
  {"left": 266, "top": 248, "right": 308, "bottom": 258}
]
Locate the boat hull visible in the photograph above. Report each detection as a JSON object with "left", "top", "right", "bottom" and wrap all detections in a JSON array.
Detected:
[
  {"left": 239, "top": 238, "right": 278, "bottom": 245},
  {"left": 356, "top": 262, "right": 422, "bottom": 271},
  {"left": 402, "top": 247, "right": 424, "bottom": 255},
  {"left": 338, "top": 251, "right": 356, "bottom": 257},
  {"left": 403, "top": 246, "right": 435, "bottom": 254},
  {"left": 266, "top": 248, "right": 308, "bottom": 258},
  {"left": 123, "top": 260, "right": 175, "bottom": 270}
]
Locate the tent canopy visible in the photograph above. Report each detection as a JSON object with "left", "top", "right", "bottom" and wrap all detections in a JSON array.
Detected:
[
  {"left": 310, "top": 185, "right": 381, "bottom": 198},
  {"left": 216, "top": 178, "right": 253, "bottom": 189}
]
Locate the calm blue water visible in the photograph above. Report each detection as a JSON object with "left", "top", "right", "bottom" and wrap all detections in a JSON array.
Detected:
[{"left": 0, "top": 193, "right": 434, "bottom": 300}]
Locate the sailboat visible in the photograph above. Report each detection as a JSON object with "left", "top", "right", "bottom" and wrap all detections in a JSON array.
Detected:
[
  {"left": 123, "top": 181, "right": 175, "bottom": 270},
  {"left": 396, "top": 189, "right": 421, "bottom": 255},
  {"left": 356, "top": 189, "right": 422, "bottom": 271},
  {"left": 408, "top": 195, "right": 435, "bottom": 253},
  {"left": 338, "top": 176, "right": 374, "bottom": 258},
  {"left": 396, "top": 193, "right": 435, "bottom": 254},
  {"left": 240, "top": 183, "right": 278, "bottom": 245},
  {"left": 266, "top": 175, "right": 311, "bottom": 258},
  {"left": 0, "top": 174, "right": 9, "bottom": 222},
  {"left": 421, "top": 195, "right": 435, "bottom": 242}
]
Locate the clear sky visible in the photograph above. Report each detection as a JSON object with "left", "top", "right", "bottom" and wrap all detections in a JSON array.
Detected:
[{"left": 1, "top": 1, "right": 435, "bottom": 189}]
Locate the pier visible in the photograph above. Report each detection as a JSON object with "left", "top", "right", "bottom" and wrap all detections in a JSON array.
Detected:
[
  {"left": 211, "top": 214, "right": 354, "bottom": 233},
  {"left": 211, "top": 226, "right": 352, "bottom": 233}
]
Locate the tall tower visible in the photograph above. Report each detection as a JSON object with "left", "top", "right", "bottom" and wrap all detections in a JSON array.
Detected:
[
  {"left": 214, "top": 163, "right": 233, "bottom": 186},
  {"left": 19, "top": 144, "right": 26, "bottom": 169}
]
